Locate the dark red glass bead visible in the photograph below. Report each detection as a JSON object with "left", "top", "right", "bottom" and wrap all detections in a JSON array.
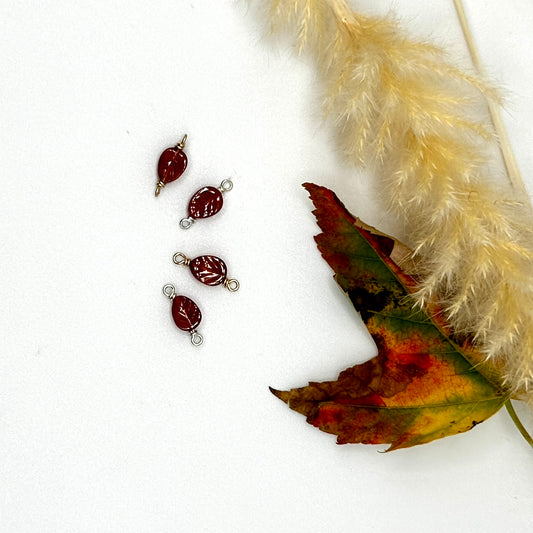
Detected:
[
  {"left": 188, "top": 187, "right": 223, "bottom": 219},
  {"left": 189, "top": 255, "right": 227, "bottom": 286},
  {"left": 171, "top": 295, "right": 202, "bottom": 332},
  {"left": 158, "top": 147, "right": 187, "bottom": 185}
]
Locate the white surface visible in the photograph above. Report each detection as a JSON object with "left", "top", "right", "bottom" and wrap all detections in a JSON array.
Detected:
[{"left": 1, "top": 1, "right": 533, "bottom": 531}]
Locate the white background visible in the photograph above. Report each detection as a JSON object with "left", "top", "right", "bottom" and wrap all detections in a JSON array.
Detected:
[{"left": 2, "top": 1, "right": 533, "bottom": 531}]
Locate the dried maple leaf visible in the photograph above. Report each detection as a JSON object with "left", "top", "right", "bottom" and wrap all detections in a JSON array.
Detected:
[{"left": 271, "top": 183, "right": 508, "bottom": 450}]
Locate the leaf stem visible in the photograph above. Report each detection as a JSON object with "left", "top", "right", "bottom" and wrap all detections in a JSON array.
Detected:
[{"left": 504, "top": 400, "right": 533, "bottom": 448}]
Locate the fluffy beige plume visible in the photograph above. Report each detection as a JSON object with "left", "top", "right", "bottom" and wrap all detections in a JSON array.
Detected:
[{"left": 262, "top": 0, "right": 533, "bottom": 395}]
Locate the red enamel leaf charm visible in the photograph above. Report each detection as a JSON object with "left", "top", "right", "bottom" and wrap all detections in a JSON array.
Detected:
[
  {"left": 172, "top": 252, "right": 240, "bottom": 292},
  {"left": 171, "top": 295, "right": 202, "bottom": 332},
  {"left": 155, "top": 135, "right": 188, "bottom": 196},
  {"left": 180, "top": 179, "right": 233, "bottom": 229},
  {"left": 188, "top": 187, "right": 223, "bottom": 219},
  {"left": 162, "top": 283, "right": 203, "bottom": 345},
  {"left": 189, "top": 255, "right": 227, "bottom": 286},
  {"left": 158, "top": 147, "right": 187, "bottom": 185}
]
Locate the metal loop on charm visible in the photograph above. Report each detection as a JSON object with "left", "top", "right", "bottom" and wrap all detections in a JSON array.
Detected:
[
  {"left": 224, "top": 278, "right": 240, "bottom": 292},
  {"left": 179, "top": 217, "right": 195, "bottom": 230},
  {"left": 190, "top": 330, "right": 203, "bottom": 346},
  {"left": 218, "top": 179, "right": 233, "bottom": 193},
  {"left": 162, "top": 284, "right": 176, "bottom": 299},
  {"left": 173, "top": 252, "right": 190, "bottom": 266},
  {"left": 155, "top": 180, "right": 165, "bottom": 197},
  {"left": 176, "top": 133, "right": 188, "bottom": 150}
]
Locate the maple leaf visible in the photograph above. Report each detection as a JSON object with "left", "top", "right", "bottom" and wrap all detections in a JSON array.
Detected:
[{"left": 271, "top": 183, "right": 508, "bottom": 450}]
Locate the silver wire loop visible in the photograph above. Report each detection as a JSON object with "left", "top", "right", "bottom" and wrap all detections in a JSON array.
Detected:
[
  {"left": 176, "top": 133, "right": 188, "bottom": 150},
  {"left": 179, "top": 217, "right": 195, "bottom": 230},
  {"left": 224, "top": 278, "right": 240, "bottom": 292},
  {"left": 155, "top": 181, "right": 165, "bottom": 197},
  {"left": 162, "top": 284, "right": 176, "bottom": 299},
  {"left": 218, "top": 179, "right": 233, "bottom": 193},
  {"left": 190, "top": 330, "right": 203, "bottom": 346},
  {"left": 173, "top": 252, "right": 190, "bottom": 266}
]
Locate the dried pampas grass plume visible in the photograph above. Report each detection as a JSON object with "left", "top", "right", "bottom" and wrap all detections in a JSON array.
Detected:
[{"left": 259, "top": 0, "right": 533, "bottom": 397}]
